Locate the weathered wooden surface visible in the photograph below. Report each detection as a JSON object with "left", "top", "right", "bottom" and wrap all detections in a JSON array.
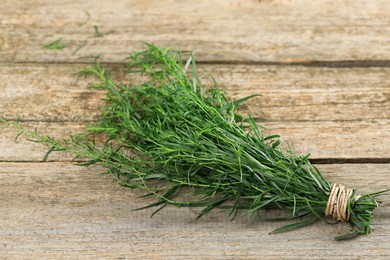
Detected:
[
  {"left": 1, "top": 0, "right": 390, "bottom": 63},
  {"left": 1, "top": 64, "right": 389, "bottom": 122},
  {"left": 1, "top": 64, "right": 388, "bottom": 161},
  {"left": 1, "top": 0, "right": 389, "bottom": 259},
  {"left": 1, "top": 121, "right": 389, "bottom": 162},
  {"left": 1, "top": 163, "right": 389, "bottom": 259}
]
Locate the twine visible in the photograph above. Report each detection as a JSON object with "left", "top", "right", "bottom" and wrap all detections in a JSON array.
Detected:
[{"left": 325, "top": 183, "right": 354, "bottom": 222}]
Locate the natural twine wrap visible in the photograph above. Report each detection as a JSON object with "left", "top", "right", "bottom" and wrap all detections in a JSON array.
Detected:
[{"left": 325, "top": 183, "right": 354, "bottom": 222}]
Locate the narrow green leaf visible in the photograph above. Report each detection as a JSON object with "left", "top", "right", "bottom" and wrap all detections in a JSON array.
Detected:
[
  {"left": 43, "top": 38, "right": 68, "bottom": 50},
  {"left": 334, "top": 231, "right": 362, "bottom": 241},
  {"left": 217, "top": 94, "right": 262, "bottom": 113},
  {"left": 269, "top": 217, "right": 317, "bottom": 234}
]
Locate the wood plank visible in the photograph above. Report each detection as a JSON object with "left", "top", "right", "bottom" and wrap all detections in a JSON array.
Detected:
[
  {"left": 1, "top": 120, "right": 389, "bottom": 161},
  {"left": 1, "top": 64, "right": 389, "bottom": 122},
  {"left": 1, "top": 63, "right": 388, "bottom": 160},
  {"left": 1, "top": 162, "right": 389, "bottom": 259},
  {"left": 1, "top": 0, "right": 390, "bottom": 63}
]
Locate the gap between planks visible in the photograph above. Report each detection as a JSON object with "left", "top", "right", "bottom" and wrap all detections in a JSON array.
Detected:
[{"left": 2, "top": 60, "right": 390, "bottom": 68}]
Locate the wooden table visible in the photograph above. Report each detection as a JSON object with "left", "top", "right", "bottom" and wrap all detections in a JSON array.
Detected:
[{"left": 1, "top": 0, "right": 389, "bottom": 259}]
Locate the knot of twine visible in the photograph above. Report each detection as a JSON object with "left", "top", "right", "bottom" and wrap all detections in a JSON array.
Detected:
[{"left": 325, "top": 183, "right": 354, "bottom": 222}]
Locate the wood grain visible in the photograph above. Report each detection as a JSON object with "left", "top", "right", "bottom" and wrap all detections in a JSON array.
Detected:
[
  {"left": 1, "top": 162, "right": 389, "bottom": 259},
  {"left": 1, "top": 120, "right": 389, "bottom": 162},
  {"left": 1, "top": 0, "right": 390, "bottom": 63},
  {"left": 1, "top": 63, "right": 388, "bottom": 161},
  {"left": 1, "top": 64, "right": 389, "bottom": 122}
]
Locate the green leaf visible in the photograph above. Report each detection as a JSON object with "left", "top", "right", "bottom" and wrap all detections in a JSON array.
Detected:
[
  {"left": 334, "top": 230, "right": 363, "bottom": 241},
  {"left": 43, "top": 38, "right": 68, "bottom": 50},
  {"left": 217, "top": 94, "right": 262, "bottom": 113},
  {"left": 269, "top": 217, "right": 317, "bottom": 234}
]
